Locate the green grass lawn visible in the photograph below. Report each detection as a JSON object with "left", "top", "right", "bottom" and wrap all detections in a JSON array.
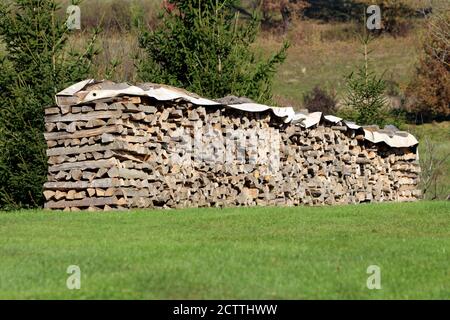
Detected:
[{"left": 0, "top": 201, "right": 449, "bottom": 299}]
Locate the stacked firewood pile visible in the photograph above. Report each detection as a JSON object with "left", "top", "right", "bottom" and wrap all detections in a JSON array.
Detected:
[{"left": 43, "top": 88, "right": 421, "bottom": 211}]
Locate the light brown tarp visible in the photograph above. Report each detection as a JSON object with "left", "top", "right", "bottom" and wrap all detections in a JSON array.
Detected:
[{"left": 56, "top": 80, "right": 419, "bottom": 148}]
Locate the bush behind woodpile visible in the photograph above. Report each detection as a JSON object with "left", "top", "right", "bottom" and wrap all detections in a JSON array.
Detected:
[
  {"left": 0, "top": 0, "right": 99, "bottom": 210},
  {"left": 137, "top": 0, "right": 289, "bottom": 104},
  {"left": 302, "top": 86, "right": 338, "bottom": 114}
]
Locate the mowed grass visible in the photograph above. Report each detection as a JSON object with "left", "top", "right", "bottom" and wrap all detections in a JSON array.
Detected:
[{"left": 0, "top": 201, "right": 449, "bottom": 300}]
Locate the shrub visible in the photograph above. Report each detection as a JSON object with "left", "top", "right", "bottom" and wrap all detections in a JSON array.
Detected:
[
  {"left": 404, "top": 12, "right": 450, "bottom": 122},
  {"left": 0, "top": 0, "right": 99, "bottom": 209},
  {"left": 137, "top": 0, "right": 289, "bottom": 104},
  {"left": 302, "top": 86, "right": 337, "bottom": 114},
  {"left": 336, "top": 106, "right": 359, "bottom": 122}
]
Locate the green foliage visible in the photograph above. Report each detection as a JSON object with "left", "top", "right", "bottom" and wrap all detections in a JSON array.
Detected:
[
  {"left": 137, "top": 0, "right": 289, "bottom": 103},
  {"left": 340, "top": 35, "right": 389, "bottom": 126},
  {"left": 0, "top": 0, "right": 99, "bottom": 209},
  {"left": 130, "top": 0, "right": 146, "bottom": 30}
]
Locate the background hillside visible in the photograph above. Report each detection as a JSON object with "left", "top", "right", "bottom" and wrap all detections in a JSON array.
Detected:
[{"left": 61, "top": 0, "right": 446, "bottom": 105}]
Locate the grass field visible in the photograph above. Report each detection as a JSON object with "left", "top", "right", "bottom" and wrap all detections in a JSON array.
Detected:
[
  {"left": 258, "top": 25, "right": 421, "bottom": 106},
  {"left": 0, "top": 201, "right": 449, "bottom": 299}
]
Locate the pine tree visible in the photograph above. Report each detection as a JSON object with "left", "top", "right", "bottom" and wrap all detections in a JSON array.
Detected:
[
  {"left": 342, "top": 34, "right": 389, "bottom": 126},
  {"left": 137, "top": 0, "right": 289, "bottom": 104},
  {"left": 0, "top": 0, "right": 99, "bottom": 209}
]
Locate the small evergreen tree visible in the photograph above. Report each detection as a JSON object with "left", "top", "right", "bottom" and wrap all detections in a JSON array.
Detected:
[
  {"left": 0, "top": 0, "right": 99, "bottom": 209},
  {"left": 137, "top": 0, "right": 289, "bottom": 104},
  {"left": 341, "top": 34, "right": 389, "bottom": 126}
]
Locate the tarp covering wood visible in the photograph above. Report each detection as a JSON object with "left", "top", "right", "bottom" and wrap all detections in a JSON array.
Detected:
[{"left": 55, "top": 80, "right": 419, "bottom": 148}]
